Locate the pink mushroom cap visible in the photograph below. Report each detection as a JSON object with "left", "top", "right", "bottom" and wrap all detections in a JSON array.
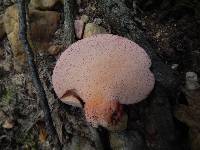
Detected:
[{"left": 52, "top": 34, "right": 155, "bottom": 128}]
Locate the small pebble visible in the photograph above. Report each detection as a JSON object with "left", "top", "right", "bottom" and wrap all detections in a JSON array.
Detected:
[
  {"left": 171, "top": 64, "right": 179, "bottom": 70},
  {"left": 83, "top": 23, "right": 106, "bottom": 38},
  {"left": 185, "top": 72, "right": 200, "bottom": 90},
  {"left": 74, "top": 20, "right": 85, "bottom": 39},
  {"left": 81, "top": 15, "right": 89, "bottom": 23},
  {"left": 48, "top": 45, "right": 63, "bottom": 55}
]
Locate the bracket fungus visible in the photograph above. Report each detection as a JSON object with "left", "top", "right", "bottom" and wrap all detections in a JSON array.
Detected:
[{"left": 52, "top": 34, "right": 155, "bottom": 130}]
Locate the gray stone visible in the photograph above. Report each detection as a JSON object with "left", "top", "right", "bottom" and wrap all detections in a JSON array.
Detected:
[
  {"left": 74, "top": 20, "right": 85, "bottom": 39},
  {"left": 83, "top": 23, "right": 106, "bottom": 38},
  {"left": 186, "top": 72, "right": 199, "bottom": 90},
  {"left": 81, "top": 15, "right": 89, "bottom": 23}
]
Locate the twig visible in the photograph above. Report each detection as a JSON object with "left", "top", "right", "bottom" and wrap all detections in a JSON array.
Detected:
[
  {"left": 17, "top": 0, "right": 62, "bottom": 149},
  {"left": 63, "top": 0, "right": 75, "bottom": 46}
]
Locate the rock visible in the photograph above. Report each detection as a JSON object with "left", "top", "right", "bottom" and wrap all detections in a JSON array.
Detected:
[
  {"left": 74, "top": 20, "right": 85, "bottom": 39},
  {"left": 3, "top": 5, "right": 60, "bottom": 71},
  {"left": 83, "top": 23, "right": 106, "bottom": 38},
  {"left": 80, "top": 15, "right": 89, "bottom": 23},
  {"left": 0, "top": 15, "right": 6, "bottom": 39},
  {"left": 186, "top": 72, "right": 199, "bottom": 90},
  {"left": 29, "top": 0, "right": 61, "bottom": 10},
  {"left": 110, "top": 130, "right": 146, "bottom": 150},
  {"left": 29, "top": 9, "right": 61, "bottom": 50},
  {"left": 48, "top": 45, "right": 63, "bottom": 55},
  {"left": 171, "top": 64, "right": 179, "bottom": 70},
  {"left": 93, "top": 18, "right": 102, "bottom": 25},
  {"left": 3, "top": 5, "right": 26, "bottom": 70}
]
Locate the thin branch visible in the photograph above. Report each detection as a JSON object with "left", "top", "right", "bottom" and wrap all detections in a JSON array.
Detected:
[
  {"left": 63, "top": 0, "right": 75, "bottom": 46},
  {"left": 17, "top": 0, "right": 61, "bottom": 149}
]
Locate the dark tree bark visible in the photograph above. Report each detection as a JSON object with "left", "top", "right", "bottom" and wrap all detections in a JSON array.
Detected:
[
  {"left": 63, "top": 0, "right": 75, "bottom": 46},
  {"left": 17, "top": 0, "right": 61, "bottom": 149},
  {"left": 98, "top": 0, "right": 181, "bottom": 150}
]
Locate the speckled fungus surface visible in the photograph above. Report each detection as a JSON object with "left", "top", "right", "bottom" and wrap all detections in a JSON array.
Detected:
[{"left": 52, "top": 34, "right": 155, "bottom": 129}]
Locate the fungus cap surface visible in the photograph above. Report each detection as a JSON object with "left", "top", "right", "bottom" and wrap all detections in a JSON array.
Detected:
[{"left": 52, "top": 34, "right": 155, "bottom": 105}]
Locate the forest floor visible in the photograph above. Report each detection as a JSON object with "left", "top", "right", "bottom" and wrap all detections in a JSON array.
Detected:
[{"left": 0, "top": 0, "right": 200, "bottom": 149}]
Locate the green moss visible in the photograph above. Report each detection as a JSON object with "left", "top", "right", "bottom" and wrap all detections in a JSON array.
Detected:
[{"left": 1, "top": 86, "right": 16, "bottom": 106}]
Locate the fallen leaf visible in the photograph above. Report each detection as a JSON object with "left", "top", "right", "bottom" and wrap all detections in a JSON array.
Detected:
[
  {"left": 37, "top": 120, "right": 48, "bottom": 143},
  {"left": 2, "top": 119, "right": 15, "bottom": 129},
  {"left": 39, "top": 127, "right": 48, "bottom": 143}
]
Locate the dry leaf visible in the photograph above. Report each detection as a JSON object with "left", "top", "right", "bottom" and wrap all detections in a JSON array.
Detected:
[
  {"left": 37, "top": 120, "right": 48, "bottom": 143},
  {"left": 2, "top": 119, "right": 15, "bottom": 129},
  {"left": 39, "top": 127, "right": 48, "bottom": 143}
]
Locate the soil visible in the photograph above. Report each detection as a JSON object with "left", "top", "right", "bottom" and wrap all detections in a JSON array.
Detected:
[{"left": 0, "top": 0, "right": 200, "bottom": 149}]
